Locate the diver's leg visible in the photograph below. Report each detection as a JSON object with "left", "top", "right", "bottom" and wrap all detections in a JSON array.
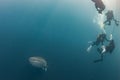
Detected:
[
  {"left": 104, "top": 20, "right": 107, "bottom": 25},
  {"left": 97, "top": 48, "right": 102, "bottom": 54},
  {"left": 95, "top": 39, "right": 100, "bottom": 46},
  {"left": 101, "top": 54, "right": 104, "bottom": 61},
  {"left": 97, "top": 45, "right": 106, "bottom": 54},
  {"left": 114, "top": 19, "right": 119, "bottom": 26},
  {"left": 92, "top": 41, "right": 96, "bottom": 46},
  {"left": 108, "top": 21, "right": 111, "bottom": 25},
  {"left": 101, "top": 41, "right": 104, "bottom": 45},
  {"left": 94, "top": 54, "right": 103, "bottom": 63},
  {"left": 87, "top": 41, "right": 95, "bottom": 52},
  {"left": 87, "top": 45, "right": 93, "bottom": 52}
]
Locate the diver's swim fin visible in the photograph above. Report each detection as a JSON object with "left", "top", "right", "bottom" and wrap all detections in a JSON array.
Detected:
[
  {"left": 94, "top": 59, "right": 103, "bottom": 63},
  {"left": 87, "top": 45, "right": 92, "bottom": 52}
]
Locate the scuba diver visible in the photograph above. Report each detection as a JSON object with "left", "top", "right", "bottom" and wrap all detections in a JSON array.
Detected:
[
  {"left": 94, "top": 34, "right": 115, "bottom": 63},
  {"left": 91, "top": 0, "right": 105, "bottom": 14},
  {"left": 104, "top": 10, "right": 119, "bottom": 26},
  {"left": 87, "top": 33, "right": 109, "bottom": 52}
]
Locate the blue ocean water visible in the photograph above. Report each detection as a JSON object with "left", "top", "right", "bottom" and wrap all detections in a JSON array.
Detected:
[{"left": 0, "top": 0, "right": 120, "bottom": 80}]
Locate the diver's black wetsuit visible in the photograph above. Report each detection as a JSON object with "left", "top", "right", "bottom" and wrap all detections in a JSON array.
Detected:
[
  {"left": 104, "top": 10, "right": 119, "bottom": 26},
  {"left": 105, "top": 40, "right": 115, "bottom": 53},
  {"left": 92, "top": 33, "right": 108, "bottom": 46},
  {"left": 92, "top": 0, "right": 105, "bottom": 14},
  {"left": 94, "top": 39, "right": 115, "bottom": 63}
]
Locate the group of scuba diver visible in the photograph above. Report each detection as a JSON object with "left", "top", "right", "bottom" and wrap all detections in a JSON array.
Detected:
[
  {"left": 92, "top": 0, "right": 119, "bottom": 26},
  {"left": 87, "top": 0, "right": 119, "bottom": 63}
]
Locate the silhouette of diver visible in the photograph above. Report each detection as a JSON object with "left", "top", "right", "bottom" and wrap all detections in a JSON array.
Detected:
[
  {"left": 94, "top": 34, "right": 115, "bottom": 63},
  {"left": 87, "top": 33, "right": 108, "bottom": 52},
  {"left": 104, "top": 10, "right": 119, "bottom": 26},
  {"left": 91, "top": 0, "right": 105, "bottom": 14}
]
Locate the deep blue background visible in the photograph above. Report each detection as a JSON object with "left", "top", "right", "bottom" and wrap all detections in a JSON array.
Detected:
[{"left": 0, "top": 0, "right": 120, "bottom": 80}]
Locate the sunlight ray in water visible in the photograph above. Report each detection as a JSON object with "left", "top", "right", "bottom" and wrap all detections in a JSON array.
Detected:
[
  {"left": 93, "top": 0, "right": 117, "bottom": 32},
  {"left": 102, "top": 0, "right": 116, "bottom": 10},
  {"left": 93, "top": 13, "right": 105, "bottom": 30}
]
